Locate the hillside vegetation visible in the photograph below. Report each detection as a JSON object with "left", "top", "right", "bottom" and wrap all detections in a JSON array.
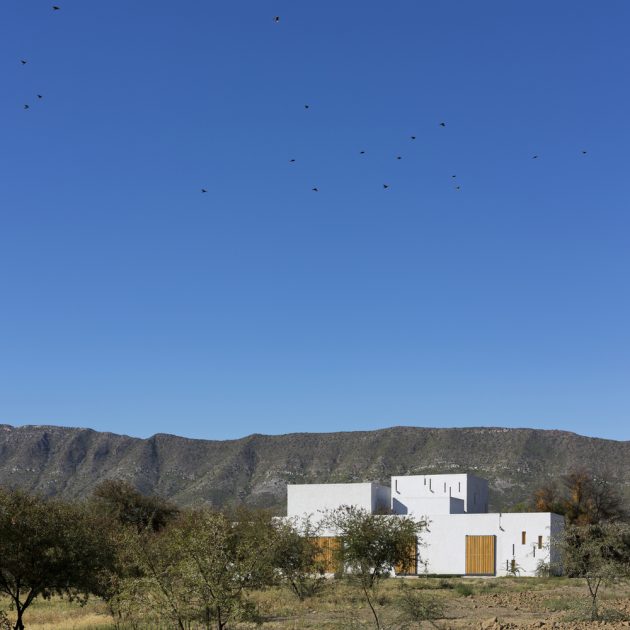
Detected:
[{"left": 1, "top": 424, "right": 629, "bottom": 511}]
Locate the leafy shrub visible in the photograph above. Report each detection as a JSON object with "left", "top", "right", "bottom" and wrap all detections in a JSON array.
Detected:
[
  {"left": 396, "top": 583, "right": 445, "bottom": 624},
  {"left": 454, "top": 583, "right": 473, "bottom": 597}
]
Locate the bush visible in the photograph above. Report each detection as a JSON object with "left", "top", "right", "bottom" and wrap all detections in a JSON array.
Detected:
[
  {"left": 454, "top": 583, "right": 473, "bottom": 597},
  {"left": 396, "top": 583, "right": 445, "bottom": 625}
]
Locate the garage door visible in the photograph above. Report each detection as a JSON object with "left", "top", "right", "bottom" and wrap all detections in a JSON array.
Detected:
[{"left": 465, "top": 535, "right": 496, "bottom": 576}]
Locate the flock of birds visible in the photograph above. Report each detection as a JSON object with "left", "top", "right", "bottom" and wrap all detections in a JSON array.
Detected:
[
  {"left": 17, "top": 8, "right": 590, "bottom": 197},
  {"left": 18, "top": 6, "right": 60, "bottom": 110}
]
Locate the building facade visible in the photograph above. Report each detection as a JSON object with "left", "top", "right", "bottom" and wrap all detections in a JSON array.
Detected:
[{"left": 286, "top": 473, "right": 563, "bottom": 577}]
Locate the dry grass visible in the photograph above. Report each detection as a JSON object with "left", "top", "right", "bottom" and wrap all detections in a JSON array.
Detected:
[
  {"left": 2, "top": 577, "right": 630, "bottom": 629},
  {"left": 0, "top": 597, "right": 113, "bottom": 630}
]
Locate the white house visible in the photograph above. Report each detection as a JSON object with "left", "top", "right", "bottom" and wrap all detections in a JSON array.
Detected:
[{"left": 286, "top": 473, "right": 564, "bottom": 577}]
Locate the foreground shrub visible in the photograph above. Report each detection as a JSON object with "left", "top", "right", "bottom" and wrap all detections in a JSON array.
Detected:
[{"left": 396, "top": 582, "right": 445, "bottom": 626}]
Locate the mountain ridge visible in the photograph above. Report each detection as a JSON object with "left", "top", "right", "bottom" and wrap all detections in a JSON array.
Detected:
[{"left": 1, "top": 424, "right": 628, "bottom": 513}]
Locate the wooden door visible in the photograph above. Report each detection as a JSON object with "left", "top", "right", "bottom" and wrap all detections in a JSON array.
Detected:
[
  {"left": 395, "top": 538, "right": 418, "bottom": 575},
  {"left": 312, "top": 537, "right": 341, "bottom": 574},
  {"left": 465, "top": 535, "right": 496, "bottom": 576}
]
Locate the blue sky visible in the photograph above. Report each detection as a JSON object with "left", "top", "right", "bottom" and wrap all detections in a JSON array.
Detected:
[{"left": 1, "top": 0, "right": 629, "bottom": 441}]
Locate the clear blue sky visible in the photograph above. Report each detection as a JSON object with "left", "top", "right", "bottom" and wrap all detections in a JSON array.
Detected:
[{"left": 1, "top": 0, "right": 629, "bottom": 441}]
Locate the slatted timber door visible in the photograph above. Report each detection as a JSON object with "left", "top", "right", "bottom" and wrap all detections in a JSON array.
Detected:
[
  {"left": 395, "top": 538, "right": 418, "bottom": 575},
  {"left": 465, "top": 535, "right": 496, "bottom": 576},
  {"left": 312, "top": 537, "right": 341, "bottom": 574}
]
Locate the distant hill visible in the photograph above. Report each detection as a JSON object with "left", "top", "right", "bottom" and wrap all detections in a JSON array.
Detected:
[{"left": 1, "top": 424, "right": 628, "bottom": 513}]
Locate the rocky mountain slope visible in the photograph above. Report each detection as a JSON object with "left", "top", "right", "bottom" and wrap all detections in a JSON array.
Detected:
[{"left": 1, "top": 424, "right": 628, "bottom": 513}]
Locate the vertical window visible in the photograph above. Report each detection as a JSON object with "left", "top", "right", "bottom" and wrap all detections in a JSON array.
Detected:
[
  {"left": 521, "top": 531, "right": 526, "bottom": 545},
  {"left": 458, "top": 482, "right": 461, "bottom": 492},
  {"left": 429, "top": 478, "right": 432, "bottom": 491},
  {"left": 444, "top": 482, "right": 446, "bottom": 493},
  {"left": 533, "top": 545, "right": 536, "bottom": 557},
  {"left": 538, "top": 535, "right": 543, "bottom": 549},
  {"left": 512, "top": 544, "right": 515, "bottom": 555},
  {"left": 449, "top": 486, "right": 452, "bottom": 497},
  {"left": 424, "top": 477, "right": 426, "bottom": 485}
]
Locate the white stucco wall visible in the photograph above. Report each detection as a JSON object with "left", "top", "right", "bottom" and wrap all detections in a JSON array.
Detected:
[
  {"left": 419, "top": 512, "right": 562, "bottom": 577},
  {"left": 391, "top": 474, "right": 489, "bottom": 514},
  {"left": 393, "top": 496, "right": 465, "bottom": 515},
  {"left": 287, "top": 482, "right": 390, "bottom": 521}
]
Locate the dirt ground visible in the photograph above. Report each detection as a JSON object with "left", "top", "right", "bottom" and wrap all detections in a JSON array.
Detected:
[{"left": 2, "top": 577, "right": 630, "bottom": 629}]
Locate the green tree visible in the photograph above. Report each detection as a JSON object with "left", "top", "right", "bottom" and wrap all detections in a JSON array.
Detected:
[
  {"left": 559, "top": 522, "right": 630, "bottom": 620},
  {"left": 118, "top": 508, "right": 277, "bottom": 630},
  {"left": 92, "top": 479, "right": 179, "bottom": 533},
  {"left": 0, "top": 488, "right": 115, "bottom": 630},
  {"left": 271, "top": 517, "right": 326, "bottom": 600},
  {"left": 325, "top": 507, "right": 426, "bottom": 630}
]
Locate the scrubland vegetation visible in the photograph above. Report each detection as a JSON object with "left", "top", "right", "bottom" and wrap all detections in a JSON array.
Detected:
[{"left": 0, "top": 469, "right": 629, "bottom": 629}]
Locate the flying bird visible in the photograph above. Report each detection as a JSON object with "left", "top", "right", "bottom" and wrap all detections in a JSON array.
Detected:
[
  {"left": 439, "top": 122, "right": 446, "bottom": 127},
  {"left": 396, "top": 156, "right": 402, "bottom": 160},
  {"left": 24, "top": 104, "right": 30, "bottom": 110},
  {"left": 451, "top": 175, "right": 457, "bottom": 178},
  {"left": 20, "top": 60, "right": 27, "bottom": 65},
  {"left": 383, "top": 184, "right": 389, "bottom": 189},
  {"left": 410, "top": 135, "right": 416, "bottom": 140},
  {"left": 455, "top": 186, "right": 461, "bottom": 190},
  {"left": 312, "top": 187, "right": 318, "bottom": 192},
  {"left": 532, "top": 155, "right": 539, "bottom": 159},
  {"left": 581, "top": 150, "right": 587, "bottom": 155},
  {"left": 304, "top": 104, "right": 310, "bottom": 109},
  {"left": 274, "top": 16, "right": 280, "bottom": 23},
  {"left": 37, "top": 94, "right": 43, "bottom": 99},
  {"left": 289, "top": 159, "right": 295, "bottom": 163},
  {"left": 201, "top": 188, "right": 207, "bottom": 193},
  {"left": 52, "top": 5, "right": 60, "bottom": 9},
  {"left": 359, "top": 150, "right": 365, "bottom": 155}
]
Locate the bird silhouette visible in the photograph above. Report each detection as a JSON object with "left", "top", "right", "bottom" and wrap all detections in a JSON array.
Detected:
[
  {"left": 455, "top": 186, "right": 461, "bottom": 190},
  {"left": 20, "top": 60, "right": 27, "bottom": 65},
  {"left": 439, "top": 122, "right": 446, "bottom": 127},
  {"left": 312, "top": 187, "right": 318, "bottom": 192},
  {"left": 532, "top": 155, "right": 539, "bottom": 159},
  {"left": 383, "top": 184, "right": 389, "bottom": 189},
  {"left": 201, "top": 188, "right": 207, "bottom": 193},
  {"left": 24, "top": 104, "right": 30, "bottom": 110},
  {"left": 396, "top": 156, "right": 402, "bottom": 160},
  {"left": 411, "top": 135, "right": 416, "bottom": 140},
  {"left": 52, "top": 5, "right": 60, "bottom": 10},
  {"left": 581, "top": 150, "right": 587, "bottom": 155},
  {"left": 304, "top": 104, "right": 310, "bottom": 109},
  {"left": 359, "top": 150, "right": 366, "bottom": 155},
  {"left": 289, "top": 159, "right": 295, "bottom": 163},
  {"left": 274, "top": 16, "right": 280, "bottom": 23},
  {"left": 37, "top": 94, "right": 43, "bottom": 99},
  {"left": 451, "top": 175, "right": 457, "bottom": 178}
]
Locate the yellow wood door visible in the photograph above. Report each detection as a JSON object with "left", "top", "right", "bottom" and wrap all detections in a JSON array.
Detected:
[
  {"left": 395, "top": 538, "right": 418, "bottom": 575},
  {"left": 312, "top": 537, "right": 341, "bottom": 573},
  {"left": 465, "top": 535, "right": 496, "bottom": 576}
]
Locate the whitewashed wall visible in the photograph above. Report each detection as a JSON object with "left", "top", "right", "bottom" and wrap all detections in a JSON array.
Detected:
[
  {"left": 391, "top": 474, "right": 489, "bottom": 514},
  {"left": 419, "top": 512, "right": 562, "bottom": 576},
  {"left": 287, "top": 482, "right": 390, "bottom": 521}
]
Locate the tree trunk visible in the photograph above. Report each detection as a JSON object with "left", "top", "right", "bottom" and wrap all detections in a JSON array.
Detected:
[
  {"left": 13, "top": 607, "right": 24, "bottom": 630},
  {"left": 362, "top": 583, "right": 381, "bottom": 630}
]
